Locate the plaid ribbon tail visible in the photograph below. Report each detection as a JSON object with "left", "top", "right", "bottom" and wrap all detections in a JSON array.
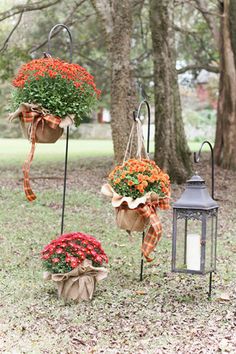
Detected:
[
  {"left": 23, "top": 164, "right": 37, "bottom": 201},
  {"left": 138, "top": 204, "right": 163, "bottom": 262},
  {"left": 21, "top": 110, "right": 61, "bottom": 202},
  {"left": 22, "top": 116, "right": 39, "bottom": 201}
]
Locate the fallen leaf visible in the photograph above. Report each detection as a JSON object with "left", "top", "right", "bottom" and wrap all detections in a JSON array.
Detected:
[
  {"left": 216, "top": 292, "right": 230, "bottom": 301},
  {"left": 218, "top": 338, "right": 229, "bottom": 351},
  {"left": 135, "top": 290, "right": 147, "bottom": 295}
]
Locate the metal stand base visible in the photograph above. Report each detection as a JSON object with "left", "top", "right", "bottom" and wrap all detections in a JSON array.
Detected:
[
  {"left": 61, "top": 126, "right": 69, "bottom": 235},
  {"left": 140, "top": 232, "right": 145, "bottom": 281},
  {"left": 208, "top": 271, "right": 213, "bottom": 300}
]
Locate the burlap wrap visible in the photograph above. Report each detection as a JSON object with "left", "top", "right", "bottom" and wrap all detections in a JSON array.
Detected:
[
  {"left": 9, "top": 103, "right": 74, "bottom": 201},
  {"left": 44, "top": 259, "right": 108, "bottom": 302},
  {"left": 21, "top": 119, "right": 63, "bottom": 143},
  {"left": 115, "top": 207, "right": 148, "bottom": 232},
  {"left": 9, "top": 103, "right": 65, "bottom": 143},
  {"left": 101, "top": 183, "right": 158, "bottom": 232},
  {"left": 101, "top": 183, "right": 170, "bottom": 261}
]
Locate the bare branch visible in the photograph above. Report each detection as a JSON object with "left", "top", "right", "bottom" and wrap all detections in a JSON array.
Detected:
[
  {"left": 193, "top": 0, "right": 220, "bottom": 48},
  {"left": 0, "top": 11, "right": 24, "bottom": 53},
  {"left": 177, "top": 64, "right": 220, "bottom": 74},
  {"left": 73, "top": 50, "right": 110, "bottom": 69},
  {"left": 90, "top": 0, "right": 113, "bottom": 36},
  {"left": 29, "top": 0, "right": 87, "bottom": 54},
  {"left": 0, "top": 0, "right": 62, "bottom": 22},
  {"left": 173, "top": 24, "right": 197, "bottom": 37}
]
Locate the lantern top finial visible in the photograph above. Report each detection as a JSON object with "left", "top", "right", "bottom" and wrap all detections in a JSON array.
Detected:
[
  {"left": 173, "top": 174, "right": 218, "bottom": 210},
  {"left": 187, "top": 174, "right": 204, "bottom": 184}
]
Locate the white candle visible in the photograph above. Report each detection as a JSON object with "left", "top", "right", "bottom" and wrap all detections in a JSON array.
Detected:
[{"left": 186, "top": 233, "right": 201, "bottom": 271}]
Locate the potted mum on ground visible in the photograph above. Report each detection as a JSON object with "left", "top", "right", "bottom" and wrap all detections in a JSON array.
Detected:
[
  {"left": 9, "top": 56, "right": 100, "bottom": 201},
  {"left": 41, "top": 232, "right": 108, "bottom": 302}
]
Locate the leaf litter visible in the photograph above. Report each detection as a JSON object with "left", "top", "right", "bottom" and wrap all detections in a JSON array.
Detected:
[{"left": 0, "top": 154, "right": 235, "bottom": 353}]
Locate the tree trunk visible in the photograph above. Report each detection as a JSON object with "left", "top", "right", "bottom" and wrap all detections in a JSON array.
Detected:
[
  {"left": 91, "top": 0, "right": 137, "bottom": 163},
  {"left": 110, "top": 0, "right": 137, "bottom": 163},
  {"left": 149, "top": 0, "right": 192, "bottom": 183},
  {"left": 215, "top": 0, "right": 236, "bottom": 170}
]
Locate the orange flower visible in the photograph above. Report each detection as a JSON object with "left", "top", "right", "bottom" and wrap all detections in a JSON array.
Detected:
[
  {"left": 162, "top": 186, "right": 169, "bottom": 194},
  {"left": 142, "top": 180, "right": 148, "bottom": 188},
  {"left": 137, "top": 174, "right": 144, "bottom": 182},
  {"left": 138, "top": 166, "right": 145, "bottom": 173},
  {"left": 149, "top": 177, "right": 156, "bottom": 183},
  {"left": 108, "top": 158, "right": 170, "bottom": 199}
]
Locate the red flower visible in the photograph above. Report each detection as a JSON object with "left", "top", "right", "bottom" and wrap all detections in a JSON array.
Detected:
[
  {"left": 12, "top": 57, "right": 100, "bottom": 97},
  {"left": 41, "top": 232, "right": 108, "bottom": 274}
]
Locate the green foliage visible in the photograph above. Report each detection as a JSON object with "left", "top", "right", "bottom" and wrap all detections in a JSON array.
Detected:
[
  {"left": 12, "top": 74, "right": 98, "bottom": 126},
  {"left": 0, "top": 47, "right": 30, "bottom": 81},
  {"left": 175, "top": 3, "right": 219, "bottom": 76},
  {"left": 183, "top": 109, "right": 216, "bottom": 127},
  {"left": 10, "top": 56, "right": 100, "bottom": 125}
]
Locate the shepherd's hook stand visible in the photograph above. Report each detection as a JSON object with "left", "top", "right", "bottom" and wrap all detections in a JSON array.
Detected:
[
  {"left": 47, "top": 24, "right": 73, "bottom": 235},
  {"left": 133, "top": 99, "right": 151, "bottom": 281},
  {"left": 194, "top": 140, "right": 215, "bottom": 299}
]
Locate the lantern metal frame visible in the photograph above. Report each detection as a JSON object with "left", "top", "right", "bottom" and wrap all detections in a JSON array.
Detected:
[{"left": 171, "top": 141, "right": 218, "bottom": 298}]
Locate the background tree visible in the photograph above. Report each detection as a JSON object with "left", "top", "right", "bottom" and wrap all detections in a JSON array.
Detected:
[
  {"left": 149, "top": 0, "right": 192, "bottom": 183},
  {"left": 193, "top": 0, "right": 236, "bottom": 170},
  {"left": 213, "top": 0, "right": 236, "bottom": 170},
  {"left": 91, "top": 0, "right": 138, "bottom": 163},
  {"left": 4, "top": 0, "right": 235, "bottom": 178}
]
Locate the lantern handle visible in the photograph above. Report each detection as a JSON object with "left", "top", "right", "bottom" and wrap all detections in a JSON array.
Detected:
[
  {"left": 194, "top": 140, "right": 214, "bottom": 200},
  {"left": 133, "top": 99, "right": 151, "bottom": 154},
  {"left": 47, "top": 23, "right": 73, "bottom": 63}
]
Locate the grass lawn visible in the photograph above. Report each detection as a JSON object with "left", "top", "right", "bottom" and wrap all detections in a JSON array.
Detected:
[
  {"left": 0, "top": 147, "right": 235, "bottom": 353},
  {"left": 1, "top": 138, "right": 210, "bottom": 164}
]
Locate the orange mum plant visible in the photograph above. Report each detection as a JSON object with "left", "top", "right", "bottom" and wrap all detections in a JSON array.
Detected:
[
  {"left": 103, "top": 158, "right": 171, "bottom": 260},
  {"left": 108, "top": 158, "right": 170, "bottom": 200}
]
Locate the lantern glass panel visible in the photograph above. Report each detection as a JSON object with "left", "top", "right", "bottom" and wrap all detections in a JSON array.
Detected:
[
  {"left": 175, "top": 213, "right": 202, "bottom": 272},
  {"left": 205, "top": 214, "right": 217, "bottom": 273}
]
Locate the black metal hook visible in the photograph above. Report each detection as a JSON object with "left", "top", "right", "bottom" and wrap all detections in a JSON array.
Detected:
[
  {"left": 47, "top": 23, "right": 73, "bottom": 63},
  {"left": 194, "top": 140, "right": 215, "bottom": 200},
  {"left": 46, "top": 23, "right": 73, "bottom": 235}
]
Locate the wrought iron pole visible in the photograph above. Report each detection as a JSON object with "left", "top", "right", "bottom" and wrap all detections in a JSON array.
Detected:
[
  {"left": 47, "top": 24, "right": 73, "bottom": 235},
  {"left": 134, "top": 99, "right": 151, "bottom": 281},
  {"left": 194, "top": 140, "right": 215, "bottom": 299}
]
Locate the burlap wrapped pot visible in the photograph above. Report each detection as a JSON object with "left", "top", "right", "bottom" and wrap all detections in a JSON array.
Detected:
[
  {"left": 115, "top": 206, "right": 149, "bottom": 232},
  {"left": 44, "top": 259, "right": 108, "bottom": 302},
  {"left": 21, "top": 120, "right": 63, "bottom": 143}
]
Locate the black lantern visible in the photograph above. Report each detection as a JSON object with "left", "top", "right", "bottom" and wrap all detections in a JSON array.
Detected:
[{"left": 171, "top": 141, "right": 219, "bottom": 297}]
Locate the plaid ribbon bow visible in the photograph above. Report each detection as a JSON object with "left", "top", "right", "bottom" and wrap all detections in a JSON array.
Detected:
[
  {"left": 138, "top": 196, "right": 170, "bottom": 262},
  {"left": 21, "top": 109, "right": 61, "bottom": 201}
]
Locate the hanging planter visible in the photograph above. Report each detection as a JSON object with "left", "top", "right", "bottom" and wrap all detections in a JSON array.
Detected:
[
  {"left": 102, "top": 121, "right": 171, "bottom": 262},
  {"left": 41, "top": 232, "right": 108, "bottom": 302},
  {"left": 9, "top": 57, "right": 100, "bottom": 201}
]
